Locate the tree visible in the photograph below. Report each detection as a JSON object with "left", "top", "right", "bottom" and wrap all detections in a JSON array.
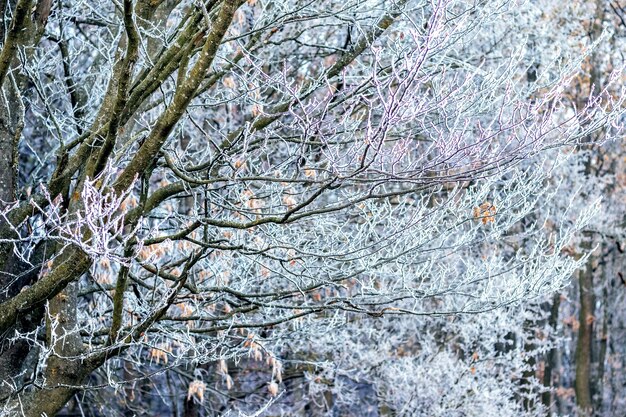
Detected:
[
  {"left": 517, "top": 2, "right": 626, "bottom": 416},
  {"left": 0, "top": 0, "right": 622, "bottom": 415}
]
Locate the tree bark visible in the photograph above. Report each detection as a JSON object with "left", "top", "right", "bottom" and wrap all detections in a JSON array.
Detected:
[
  {"left": 542, "top": 293, "right": 561, "bottom": 414},
  {"left": 0, "top": 0, "right": 53, "bottom": 403},
  {"left": 575, "top": 249, "right": 594, "bottom": 416}
]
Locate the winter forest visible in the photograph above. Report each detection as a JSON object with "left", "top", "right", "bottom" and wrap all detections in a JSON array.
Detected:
[{"left": 0, "top": 0, "right": 625, "bottom": 416}]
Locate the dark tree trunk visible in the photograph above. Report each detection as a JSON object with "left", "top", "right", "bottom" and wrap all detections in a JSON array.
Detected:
[
  {"left": 542, "top": 293, "right": 561, "bottom": 414},
  {"left": 575, "top": 251, "right": 594, "bottom": 416}
]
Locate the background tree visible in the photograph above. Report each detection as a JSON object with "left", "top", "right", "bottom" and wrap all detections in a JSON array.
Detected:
[
  {"left": 527, "top": 1, "right": 626, "bottom": 416},
  {"left": 0, "top": 0, "right": 623, "bottom": 416}
]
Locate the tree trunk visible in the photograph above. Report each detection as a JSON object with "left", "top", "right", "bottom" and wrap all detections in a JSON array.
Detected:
[
  {"left": 542, "top": 293, "right": 561, "bottom": 414},
  {"left": 593, "top": 274, "right": 609, "bottom": 414},
  {"left": 0, "top": 39, "right": 26, "bottom": 405},
  {"left": 0, "top": 0, "right": 53, "bottom": 404},
  {"left": 575, "top": 251, "right": 594, "bottom": 416}
]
